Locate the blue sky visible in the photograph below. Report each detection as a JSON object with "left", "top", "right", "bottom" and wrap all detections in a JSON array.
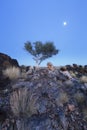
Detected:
[{"left": 0, "top": 0, "right": 87, "bottom": 66}]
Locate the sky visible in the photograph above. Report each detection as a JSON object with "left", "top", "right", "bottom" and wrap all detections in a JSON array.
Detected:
[{"left": 0, "top": 0, "right": 87, "bottom": 66}]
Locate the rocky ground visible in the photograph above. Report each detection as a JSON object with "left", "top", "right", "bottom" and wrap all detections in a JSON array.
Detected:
[{"left": 0, "top": 53, "right": 87, "bottom": 130}]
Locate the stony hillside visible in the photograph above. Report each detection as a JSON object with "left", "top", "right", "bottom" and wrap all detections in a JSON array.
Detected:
[{"left": 0, "top": 53, "right": 87, "bottom": 130}]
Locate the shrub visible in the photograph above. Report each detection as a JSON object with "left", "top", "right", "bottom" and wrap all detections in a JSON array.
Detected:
[
  {"left": 56, "top": 91, "right": 69, "bottom": 106},
  {"left": 70, "top": 71, "right": 76, "bottom": 78},
  {"left": 80, "top": 76, "right": 87, "bottom": 83},
  {"left": 3, "top": 66, "right": 20, "bottom": 80},
  {"left": 74, "top": 92, "right": 85, "bottom": 104}
]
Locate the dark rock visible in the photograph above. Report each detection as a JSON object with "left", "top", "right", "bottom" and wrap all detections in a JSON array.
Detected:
[
  {"left": 0, "top": 109, "right": 7, "bottom": 122},
  {"left": 0, "top": 52, "right": 19, "bottom": 69},
  {"left": 84, "top": 65, "right": 87, "bottom": 69},
  {"left": 0, "top": 76, "right": 10, "bottom": 90},
  {"left": 73, "top": 64, "right": 78, "bottom": 68},
  {"left": 65, "top": 65, "right": 72, "bottom": 71},
  {"left": 11, "top": 59, "right": 19, "bottom": 67},
  {"left": 0, "top": 64, "right": 87, "bottom": 129},
  {"left": 8, "top": 68, "right": 87, "bottom": 129},
  {"left": 0, "top": 52, "right": 19, "bottom": 93}
]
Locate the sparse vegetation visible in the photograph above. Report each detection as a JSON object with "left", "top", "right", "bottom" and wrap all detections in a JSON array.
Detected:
[
  {"left": 10, "top": 87, "right": 38, "bottom": 118},
  {"left": 56, "top": 91, "right": 69, "bottom": 106},
  {"left": 70, "top": 71, "right": 76, "bottom": 78},
  {"left": 74, "top": 92, "right": 85, "bottom": 104},
  {"left": 3, "top": 66, "right": 20, "bottom": 80},
  {"left": 80, "top": 75, "right": 87, "bottom": 83}
]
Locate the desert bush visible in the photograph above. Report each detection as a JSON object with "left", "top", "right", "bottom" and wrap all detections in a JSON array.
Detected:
[
  {"left": 3, "top": 66, "right": 20, "bottom": 80},
  {"left": 56, "top": 91, "right": 69, "bottom": 106},
  {"left": 74, "top": 92, "right": 85, "bottom": 104},
  {"left": 70, "top": 71, "right": 76, "bottom": 78},
  {"left": 10, "top": 87, "right": 37, "bottom": 118},
  {"left": 82, "top": 107, "right": 87, "bottom": 121},
  {"left": 20, "top": 72, "right": 27, "bottom": 79},
  {"left": 80, "top": 76, "right": 87, "bottom": 83}
]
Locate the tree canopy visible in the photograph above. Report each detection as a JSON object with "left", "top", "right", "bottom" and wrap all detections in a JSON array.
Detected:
[{"left": 24, "top": 41, "right": 59, "bottom": 66}]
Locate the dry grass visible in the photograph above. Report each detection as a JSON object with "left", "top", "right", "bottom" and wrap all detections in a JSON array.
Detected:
[
  {"left": 80, "top": 76, "right": 87, "bottom": 83},
  {"left": 10, "top": 87, "right": 37, "bottom": 118},
  {"left": 70, "top": 71, "right": 76, "bottom": 78},
  {"left": 82, "top": 107, "right": 87, "bottom": 121},
  {"left": 21, "top": 72, "right": 27, "bottom": 79},
  {"left": 56, "top": 91, "right": 69, "bottom": 106},
  {"left": 74, "top": 92, "right": 85, "bottom": 104},
  {"left": 3, "top": 66, "right": 20, "bottom": 80}
]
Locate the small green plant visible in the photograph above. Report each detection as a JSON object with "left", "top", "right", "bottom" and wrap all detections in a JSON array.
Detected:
[{"left": 3, "top": 66, "right": 20, "bottom": 80}]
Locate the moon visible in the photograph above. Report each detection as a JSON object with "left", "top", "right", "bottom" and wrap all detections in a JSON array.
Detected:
[{"left": 63, "top": 21, "right": 67, "bottom": 26}]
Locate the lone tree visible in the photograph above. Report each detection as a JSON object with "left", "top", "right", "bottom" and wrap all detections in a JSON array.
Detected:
[{"left": 24, "top": 41, "right": 59, "bottom": 66}]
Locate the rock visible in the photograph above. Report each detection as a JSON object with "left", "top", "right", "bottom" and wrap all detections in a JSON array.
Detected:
[
  {"left": 0, "top": 62, "right": 87, "bottom": 129},
  {"left": 0, "top": 53, "right": 20, "bottom": 128},
  {"left": 0, "top": 52, "right": 19, "bottom": 69},
  {"left": 0, "top": 53, "right": 19, "bottom": 90},
  {"left": 0, "top": 76, "right": 10, "bottom": 90},
  {"left": 84, "top": 65, "right": 87, "bottom": 70},
  {"left": 9, "top": 68, "right": 87, "bottom": 129},
  {"left": 65, "top": 65, "right": 72, "bottom": 71},
  {"left": 73, "top": 64, "right": 78, "bottom": 68},
  {"left": 67, "top": 104, "right": 75, "bottom": 112},
  {"left": 47, "top": 62, "right": 54, "bottom": 71},
  {"left": 64, "top": 80, "right": 74, "bottom": 87},
  {"left": 0, "top": 110, "right": 7, "bottom": 122},
  {"left": 84, "top": 83, "right": 87, "bottom": 89}
]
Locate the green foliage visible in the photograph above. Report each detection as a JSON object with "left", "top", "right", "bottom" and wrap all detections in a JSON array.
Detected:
[{"left": 24, "top": 41, "right": 59, "bottom": 65}]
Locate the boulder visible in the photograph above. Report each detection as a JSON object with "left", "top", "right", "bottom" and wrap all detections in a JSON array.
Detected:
[
  {"left": 0, "top": 52, "right": 19, "bottom": 89},
  {"left": 0, "top": 52, "right": 19, "bottom": 69}
]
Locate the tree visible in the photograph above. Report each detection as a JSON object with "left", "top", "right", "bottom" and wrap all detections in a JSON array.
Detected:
[{"left": 24, "top": 41, "right": 59, "bottom": 66}]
